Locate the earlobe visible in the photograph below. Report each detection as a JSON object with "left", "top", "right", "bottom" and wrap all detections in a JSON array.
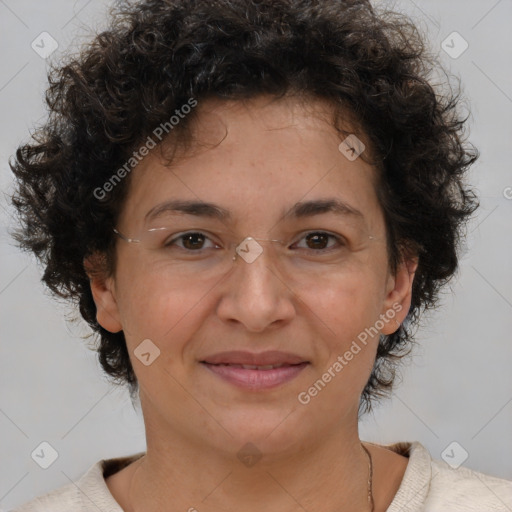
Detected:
[
  {"left": 380, "top": 256, "right": 418, "bottom": 335},
  {"left": 84, "top": 254, "right": 123, "bottom": 333}
]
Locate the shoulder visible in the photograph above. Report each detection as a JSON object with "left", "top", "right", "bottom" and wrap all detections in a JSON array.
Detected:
[
  {"left": 426, "top": 457, "right": 512, "bottom": 511},
  {"left": 10, "top": 452, "right": 145, "bottom": 512},
  {"left": 10, "top": 481, "right": 82, "bottom": 512},
  {"left": 384, "top": 441, "right": 512, "bottom": 512}
]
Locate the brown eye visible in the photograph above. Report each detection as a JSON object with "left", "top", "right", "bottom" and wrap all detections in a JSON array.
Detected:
[
  {"left": 305, "top": 232, "right": 329, "bottom": 250},
  {"left": 294, "top": 231, "right": 344, "bottom": 252},
  {"left": 180, "top": 232, "right": 207, "bottom": 250},
  {"left": 162, "top": 231, "right": 218, "bottom": 251}
]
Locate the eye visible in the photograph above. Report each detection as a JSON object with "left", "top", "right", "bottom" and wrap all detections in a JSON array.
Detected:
[
  {"left": 166, "top": 232, "right": 219, "bottom": 251},
  {"left": 293, "top": 231, "right": 345, "bottom": 251}
]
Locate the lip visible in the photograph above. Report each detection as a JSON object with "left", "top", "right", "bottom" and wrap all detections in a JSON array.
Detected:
[
  {"left": 201, "top": 361, "right": 309, "bottom": 390},
  {"left": 200, "top": 351, "right": 310, "bottom": 390},
  {"left": 201, "top": 350, "right": 307, "bottom": 366}
]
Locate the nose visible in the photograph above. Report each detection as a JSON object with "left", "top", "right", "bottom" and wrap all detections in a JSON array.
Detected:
[{"left": 215, "top": 239, "right": 296, "bottom": 332}]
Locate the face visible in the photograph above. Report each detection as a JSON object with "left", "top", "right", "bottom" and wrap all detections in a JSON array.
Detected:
[{"left": 89, "top": 96, "right": 416, "bottom": 458}]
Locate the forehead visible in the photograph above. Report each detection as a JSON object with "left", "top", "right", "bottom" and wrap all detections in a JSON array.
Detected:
[{"left": 118, "top": 96, "right": 383, "bottom": 232}]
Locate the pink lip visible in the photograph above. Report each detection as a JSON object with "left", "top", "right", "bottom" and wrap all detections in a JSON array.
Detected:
[
  {"left": 201, "top": 350, "right": 307, "bottom": 366},
  {"left": 201, "top": 362, "right": 309, "bottom": 390}
]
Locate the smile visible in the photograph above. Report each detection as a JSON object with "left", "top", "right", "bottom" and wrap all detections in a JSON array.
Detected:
[
  {"left": 210, "top": 363, "right": 289, "bottom": 370},
  {"left": 201, "top": 362, "right": 309, "bottom": 390}
]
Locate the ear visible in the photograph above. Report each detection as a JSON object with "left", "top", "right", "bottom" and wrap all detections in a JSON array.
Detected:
[
  {"left": 83, "top": 253, "right": 123, "bottom": 333},
  {"left": 380, "top": 254, "right": 418, "bottom": 335}
]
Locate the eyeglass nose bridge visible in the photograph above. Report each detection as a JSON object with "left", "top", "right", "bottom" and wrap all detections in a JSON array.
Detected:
[{"left": 232, "top": 236, "right": 286, "bottom": 264}]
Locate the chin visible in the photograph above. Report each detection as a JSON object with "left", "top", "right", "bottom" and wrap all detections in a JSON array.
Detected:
[{"left": 215, "top": 408, "right": 308, "bottom": 453}]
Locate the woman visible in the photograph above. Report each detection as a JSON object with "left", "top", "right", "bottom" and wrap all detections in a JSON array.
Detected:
[{"left": 9, "top": 0, "right": 512, "bottom": 510}]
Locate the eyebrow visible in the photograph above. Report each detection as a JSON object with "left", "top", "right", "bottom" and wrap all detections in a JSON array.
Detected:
[
  {"left": 144, "top": 198, "right": 364, "bottom": 224},
  {"left": 286, "top": 198, "right": 364, "bottom": 221},
  {"left": 145, "top": 199, "right": 231, "bottom": 223}
]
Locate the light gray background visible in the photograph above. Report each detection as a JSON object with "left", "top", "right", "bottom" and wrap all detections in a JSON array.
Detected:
[{"left": 1, "top": 0, "right": 511, "bottom": 509}]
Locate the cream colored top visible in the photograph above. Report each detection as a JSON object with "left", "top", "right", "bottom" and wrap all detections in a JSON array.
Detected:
[{"left": 12, "top": 442, "right": 512, "bottom": 511}]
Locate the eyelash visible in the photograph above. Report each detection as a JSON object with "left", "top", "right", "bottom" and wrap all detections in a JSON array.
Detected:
[{"left": 166, "top": 231, "right": 346, "bottom": 253}]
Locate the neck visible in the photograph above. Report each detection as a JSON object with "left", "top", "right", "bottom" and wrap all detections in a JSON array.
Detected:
[{"left": 125, "top": 406, "right": 372, "bottom": 512}]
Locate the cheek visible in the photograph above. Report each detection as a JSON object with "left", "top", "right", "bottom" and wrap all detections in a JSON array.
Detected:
[
  {"left": 121, "top": 287, "right": 198, "bottom": 339},
  {"left": 303, "top": 258, "right": 388, "bottom": 334},
  {"left": 115, "top": 274, "right": 209, "bottom": 392},
  {"left": 303, "top": 277, "right": 384, "bottom": 399},
  {"left": 113, "top": 253, "right": 205, "bottom": 348}
]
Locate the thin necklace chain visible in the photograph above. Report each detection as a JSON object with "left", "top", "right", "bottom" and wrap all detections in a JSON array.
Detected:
[{"left": 361, "top": 444, "right": 375, "bottom": 512}]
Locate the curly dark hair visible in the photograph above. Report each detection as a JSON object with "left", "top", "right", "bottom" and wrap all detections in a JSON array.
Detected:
[{"left": 10, "top": 0, "right": 478, "bottom": 412}]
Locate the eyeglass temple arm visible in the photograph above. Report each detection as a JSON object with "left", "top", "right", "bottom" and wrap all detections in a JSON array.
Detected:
[{"left": 113, "top": 228, "right": 142, "bottom": 244}]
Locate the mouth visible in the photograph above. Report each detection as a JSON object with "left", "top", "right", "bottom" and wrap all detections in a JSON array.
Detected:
[
  {"left": 206, "top": 363, "right": 298, "bottom": 370},
  {"left": 201, "top": 350, "right": 307, "bottom": 366},
  {"left": 200, "top": 351, "right": 310, "bottom": 390}
]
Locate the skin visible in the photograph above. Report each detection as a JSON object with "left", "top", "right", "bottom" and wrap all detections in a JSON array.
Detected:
[{"left": 87, "top": 95, "right": 417, "bottom": 512}]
